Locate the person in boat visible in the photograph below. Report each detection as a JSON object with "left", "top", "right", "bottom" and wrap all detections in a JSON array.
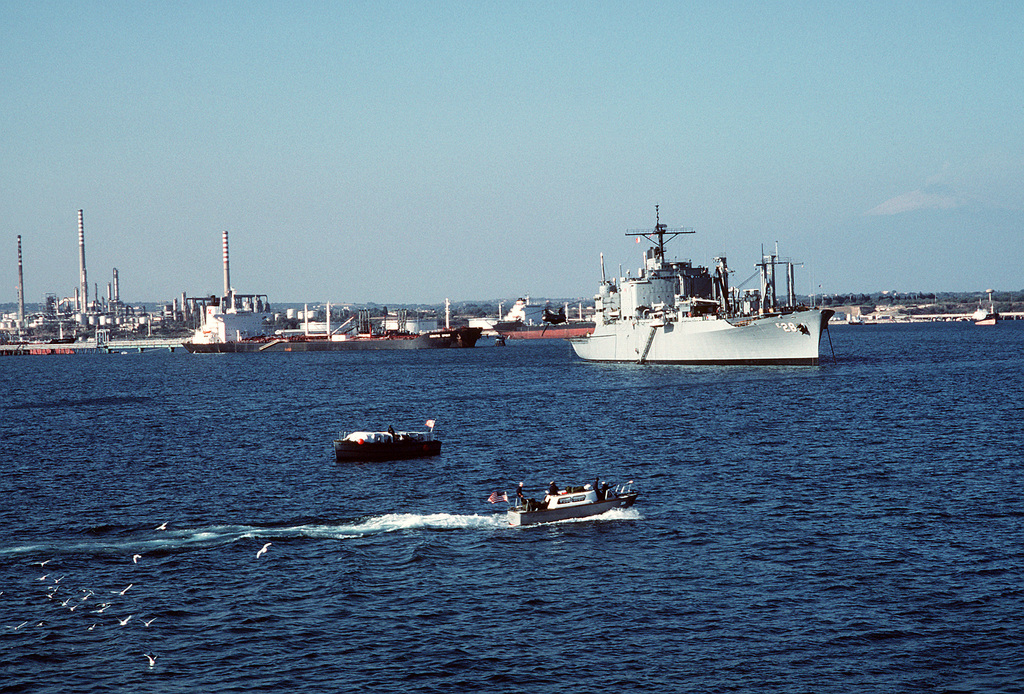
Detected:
[
  {"left": 387, "top": 425, "right": 396, "bottom": 437},
  {"left": 516, "top": 483, "right": 537, "bottom": 511},
  {"left": 548, "top": 481, "right": 559, "bottom": 496},
  {"left": 594, "top": 476, "right": 602, "bottom": 500},
  {"left": 601, "top": 481, "right": 611, "bottom": 499}
]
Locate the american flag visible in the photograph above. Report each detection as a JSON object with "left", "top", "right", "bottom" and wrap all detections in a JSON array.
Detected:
[{"left": 487, "top": 491, "right": 507, "bottom": 504}]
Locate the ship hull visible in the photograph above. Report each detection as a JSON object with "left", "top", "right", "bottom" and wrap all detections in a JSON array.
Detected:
[
  {"left": 334, "top": 439, "right": 441, "bottom": 462},
  {"left": 568, "top": 309, "right": 833, "bottom": 365},
  {"left": 502, "top": 323, "right": 594, "bottom": 340},
  {"left": 185, "top": 327, "right": 482, "bottom": 353},
  {"left": 509, "top": 492, "right": 638, "bottom": 526}
]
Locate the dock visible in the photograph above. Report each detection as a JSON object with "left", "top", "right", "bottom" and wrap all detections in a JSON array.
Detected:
[{"left": 0, "top": 337, "right": 185, "bottom": 356}]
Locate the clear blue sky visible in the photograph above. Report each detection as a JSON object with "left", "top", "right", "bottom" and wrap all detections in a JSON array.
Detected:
[{"left": 3, "top": 1, "right": 1022, "bottom": 304}]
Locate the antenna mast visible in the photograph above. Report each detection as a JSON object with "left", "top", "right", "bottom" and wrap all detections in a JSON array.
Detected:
[{"left": 625, "top": 204, "right": 695, "bottom": 259}]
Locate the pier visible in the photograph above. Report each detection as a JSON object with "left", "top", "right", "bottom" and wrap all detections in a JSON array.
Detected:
[{"left": 0, "top": 337, "right": 184, "bottom": 356}]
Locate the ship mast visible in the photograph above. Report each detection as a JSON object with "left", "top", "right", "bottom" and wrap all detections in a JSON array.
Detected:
[{"left": 625, "top": 205, "right": 694, "bottom": 261}]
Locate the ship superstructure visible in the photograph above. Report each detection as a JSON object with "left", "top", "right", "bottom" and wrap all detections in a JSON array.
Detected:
[
  {"left": 187, "top": 231, "right": 272, "bottom": 345},
  {"left": 568, "top": 207, "right": 833, "bottom": 365}
]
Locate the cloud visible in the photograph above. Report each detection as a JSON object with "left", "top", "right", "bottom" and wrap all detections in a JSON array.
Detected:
[{"left": 865, "top": 188, "right": 962, "bottom": 216}]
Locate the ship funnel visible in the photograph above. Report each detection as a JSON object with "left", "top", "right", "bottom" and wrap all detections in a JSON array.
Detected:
[
  {"left": 222, "top": 230, "right": 231, "bottom": 298},
  {"left": 78, "top": 210, "right": 88, "bottom": 311},
  {"left": 17, "top": 235, "right": 25, "bottom": 327}
]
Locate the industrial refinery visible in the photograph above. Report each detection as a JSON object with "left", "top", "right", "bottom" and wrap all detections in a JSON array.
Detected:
[{"left": 0, "top": 210, "right": 201, "bottom": 343}]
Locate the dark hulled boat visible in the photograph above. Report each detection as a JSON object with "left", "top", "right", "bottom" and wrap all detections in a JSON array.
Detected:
[{"left": 333, "top": 424, "right": 441, "bottom": 462}]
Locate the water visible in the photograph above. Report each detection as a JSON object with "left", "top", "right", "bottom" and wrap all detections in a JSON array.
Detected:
[{"left": 2, "top": 322, "right": 1023, "bottom": 693}]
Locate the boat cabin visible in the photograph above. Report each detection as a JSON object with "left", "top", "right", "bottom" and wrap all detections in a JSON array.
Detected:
[
  {"left": 343, "top": 430, "right": 431, "bottom": 444},
  {"left": 547, "top": 489, "right": 597, "bottom": 509}
]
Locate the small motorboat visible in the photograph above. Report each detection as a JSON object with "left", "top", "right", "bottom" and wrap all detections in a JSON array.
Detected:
[
  {"left": 333, "top": 420, "right": 441, "bottom": 462},
  {"left": 507, "top": 481, "right": 638, "bottom": 526}
]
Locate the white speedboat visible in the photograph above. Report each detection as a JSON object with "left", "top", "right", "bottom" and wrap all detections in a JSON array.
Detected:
[{"left": 508, "top": 482, "right": 638, "bottom": 527}]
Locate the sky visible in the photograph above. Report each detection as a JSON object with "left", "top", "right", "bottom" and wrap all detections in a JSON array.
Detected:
[{"left": 2, "top": 1, "right": 1023, "bottom": 305}]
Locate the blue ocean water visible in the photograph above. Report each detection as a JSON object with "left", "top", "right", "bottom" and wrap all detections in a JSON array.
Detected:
[{"left": 2, "top": 322, "right": 1023, "bottom": 693}]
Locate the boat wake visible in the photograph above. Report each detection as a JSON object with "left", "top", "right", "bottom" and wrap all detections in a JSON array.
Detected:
[
  {"left": 0, "top": 514, "right": 509, "bottom": 560},
  {"left": 1, "top": 509, "right": 646, "bottom": 560}
]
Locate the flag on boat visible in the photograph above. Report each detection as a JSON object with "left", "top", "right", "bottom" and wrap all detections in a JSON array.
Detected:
[
  {"left": 425, "top": 419, "right": 435, "bottom": 428},
  {"left": 487, "top": 491, "right": 507, "bottom": 504}
]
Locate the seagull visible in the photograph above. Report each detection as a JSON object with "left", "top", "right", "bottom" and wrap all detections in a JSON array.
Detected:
[
  {"left": 117, "top": 615, "right": 132, "bottom": 626},
  {"left": 92, "top": 605, "right": 110, "bottom": 614},
  {"left": 155, "top": 522, "right": 168, "bottom": 531},
  {"left": 14, "top": 622, "right": 28, "bottom": 630},
  {"left": 34, "top": 559, "right": 51, "bottom": 567},
  {"left": 118, "top": 584, "right": 133, "bottom": 596},
  {"left": 132, "top": 554, "right": 142, "bottom": 564},
  {"left": 37, "top": 574, "right": 49, "bottom": 581},
  {"left": 256, "top": 542, "right": 272, "bottom": 559},
  {"left": 145, "top": 653, "right": 157, "bottom": 668},
  {"left": 61, "top": 598, "right": 73, "bottom": 607},
  {"left": 143, "top": 617, "right": 156, "bottom": 627},
  {"left": 88, "top": 624, "right": 96, "bottom": 631}
]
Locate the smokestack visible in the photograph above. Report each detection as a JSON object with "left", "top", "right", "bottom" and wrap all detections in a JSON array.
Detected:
[
  {"left": 222, "top": 230, "right": 230, "bottom": 297},
  {"left": 17, "top": 235, "right": 25, "bottom": 327},
  {"left": 78, "top": 210, "right": 88, "bottom": 311},
  {"left": 112, "top": 268, "right": 120, "bottom": 303}
]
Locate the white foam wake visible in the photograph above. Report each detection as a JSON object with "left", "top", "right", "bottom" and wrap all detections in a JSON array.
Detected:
[
  {"left": 281, "top": 513, "right": 508, "bottom": 539},
  {"left": 0, "top": 514, "right": 510, "bottom": 558}
]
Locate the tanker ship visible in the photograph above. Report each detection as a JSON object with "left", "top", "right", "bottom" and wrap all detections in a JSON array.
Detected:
[
  {"left": 568, "top": 207, "right": 833, "bottom": 365},
  {"left": 182, "top": 232, "right": 480, "bottom": 353}
]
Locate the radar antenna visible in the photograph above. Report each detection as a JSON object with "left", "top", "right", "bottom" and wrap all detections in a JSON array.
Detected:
[{"left": 625, "top": 205, "right": 694, "bottom": 259}]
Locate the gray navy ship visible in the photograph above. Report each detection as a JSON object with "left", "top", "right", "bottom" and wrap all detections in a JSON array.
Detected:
[{"left": 568, "top": 207, "right": 834, "bottom": 365}]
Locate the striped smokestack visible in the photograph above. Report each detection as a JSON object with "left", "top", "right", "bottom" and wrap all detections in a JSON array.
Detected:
[
  {"left": 17, "top": 235, "right": 25, "bottom": 326},
  {"left": 222, "top": 230, "right": 230, "bottom": 297},
  {"left": 78, "top": 209, "right": 88, "bottom": 311}
]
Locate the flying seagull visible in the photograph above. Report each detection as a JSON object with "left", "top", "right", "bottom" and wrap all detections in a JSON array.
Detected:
[
  {"left": 117, "top": 615, "right": 133, "bottom": 626},
  {"left": 155, "top": 522, "right": 168, "bottom": 531},
  {"left": 132, "top": 554, "right": 142, "bottom": 564},
  {"left": 145, "top": 654, "right": 157, "bottom": 668},
  {"left": 256, "top": 542, "right": 272, "bottom": 559}
]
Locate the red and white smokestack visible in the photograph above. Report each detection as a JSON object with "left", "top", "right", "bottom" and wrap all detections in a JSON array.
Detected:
[
  {"left": 78, "top": 209, "right": 88, "bottom": 312},
  {"left": 17, "top": 235, "right": 25, "bottom": 326},
  {"left": 222, "top": 230, "right": 231, "bottom": 298}
]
